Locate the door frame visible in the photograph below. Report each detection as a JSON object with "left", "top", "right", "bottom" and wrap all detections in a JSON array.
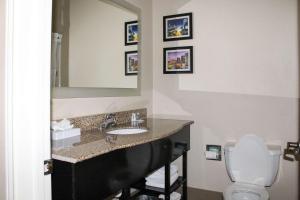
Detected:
[{"left": 5, "top": 0, "right": 52, "bottom": 199}]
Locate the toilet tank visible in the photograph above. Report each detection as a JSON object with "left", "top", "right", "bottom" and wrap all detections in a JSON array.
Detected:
[{"left": 224, "top": 135, "right": 281, "bottom": 187}]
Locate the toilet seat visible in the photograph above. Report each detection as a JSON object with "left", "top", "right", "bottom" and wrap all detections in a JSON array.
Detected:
[{"left": 224, "top": 182, "right": 269, "bottom": 200}]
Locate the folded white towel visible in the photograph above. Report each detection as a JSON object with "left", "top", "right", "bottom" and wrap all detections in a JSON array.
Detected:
[
  {"left": 51, "top": 128, "right": 81, "bottom": 140},
  {"left": 159, "top": 192, "right": 181, "bottom": 200},
  {"left": 146, "top": 173, "right": 179, "bottom": 188},
  {"left": 146, "top": 164, "right": 178, "bottom": 180},
  {"left": 146, "top": 172, "right": 178, "bottom": 184},
  {"left": 52, "top": 135, "right": 81, "bottom": 150}
]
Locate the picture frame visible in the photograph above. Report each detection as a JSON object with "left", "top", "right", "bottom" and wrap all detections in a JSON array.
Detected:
[
  {"left": 163, "top": 46, "right": 193, "bottom": 74},
  {"left": 125, "top": 20, "right": 139, "bottom": 46},
  {"left": 125, "top": 51, "right": 138, "bottom": 76},
  {"left": 163, "top": 12, "right": 193, "bottom": 41}
]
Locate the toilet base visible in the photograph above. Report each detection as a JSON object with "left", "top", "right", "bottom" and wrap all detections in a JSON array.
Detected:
[{"left": 224, "top": 182, "right": 269, "bottom": 200}]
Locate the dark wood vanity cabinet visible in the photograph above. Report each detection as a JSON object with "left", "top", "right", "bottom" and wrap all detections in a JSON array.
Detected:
[{"left": 52, "top": 125, "right": 191, "bottom": 200}]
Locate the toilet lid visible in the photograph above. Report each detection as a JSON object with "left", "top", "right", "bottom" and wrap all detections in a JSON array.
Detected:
[
  {"left": 230, "top": 135, "right": 270, "bottom": 186},
  {"left": 224, "top": 183, "right": 269, "bottom": 200}
]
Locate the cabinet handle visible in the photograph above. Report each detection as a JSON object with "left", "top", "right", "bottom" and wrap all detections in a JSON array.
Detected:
[{"left": 175, "top": 142, "right": 188, "bottom": 151}]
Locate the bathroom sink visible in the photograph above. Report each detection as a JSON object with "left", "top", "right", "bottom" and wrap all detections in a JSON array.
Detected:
[{"left": 106, "top": 128, "right": 148, "bottom": 135}]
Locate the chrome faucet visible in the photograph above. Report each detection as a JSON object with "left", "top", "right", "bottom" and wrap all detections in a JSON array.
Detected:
[
  {"left": 100, "top": 113, "right": 117, "bottom": 131},
  {"left": 131, "top": 112, "right": 145, "bottom": 127},
  {"left": 131, "top": 112, "right": 141, "bottom": 122}
]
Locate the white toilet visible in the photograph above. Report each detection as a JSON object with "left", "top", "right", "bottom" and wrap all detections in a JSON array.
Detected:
[{"left": 224, "top": 135, "right": 281, "bottom": 200}]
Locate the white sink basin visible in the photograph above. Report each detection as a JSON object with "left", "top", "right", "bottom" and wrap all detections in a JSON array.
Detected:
[{"left": 106, "top": 128, "right": 148, "bottom": 135}]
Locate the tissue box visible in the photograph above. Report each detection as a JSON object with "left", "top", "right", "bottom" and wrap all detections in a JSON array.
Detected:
[
  {"left": 52, "top": 128, "right": 81, "bottom": 140},
  {"left": 52, "top": 135, "right": 81, "bottom": 150}
]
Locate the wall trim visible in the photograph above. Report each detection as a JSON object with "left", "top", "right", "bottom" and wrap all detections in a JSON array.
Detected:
[
  {"left": 5, "top": 0, "right": 52, "bottom": 199},
  {"left": 5, "top": 0, "right": 14, "bottom": 198}
]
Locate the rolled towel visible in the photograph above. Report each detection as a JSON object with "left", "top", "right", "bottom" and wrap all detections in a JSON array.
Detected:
[
  {"left": 145, "top": 173, "right": 179, "bottom": 188},
  {"left": 159, "top": 192, "right": 181, "bottom": 200}
]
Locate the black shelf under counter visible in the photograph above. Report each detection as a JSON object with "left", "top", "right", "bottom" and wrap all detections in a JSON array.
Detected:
[
  {"left": 130, "top": 149, "right": 188, "bottom": 200},
  {"left": 133, "top": 176, "right": 186, "bottom": 196}
]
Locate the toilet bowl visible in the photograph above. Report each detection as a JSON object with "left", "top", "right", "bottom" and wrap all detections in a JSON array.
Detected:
[
  {"left": 224, "top": 135, "right": 281, "bottom": 200},
  {"left": 224, "top": 183, "right": 268, "bottom": 200}
]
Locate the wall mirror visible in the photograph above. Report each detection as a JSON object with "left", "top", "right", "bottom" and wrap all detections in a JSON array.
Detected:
[{"left": 51, "top": 0, "right": 141, "bottom": 98}]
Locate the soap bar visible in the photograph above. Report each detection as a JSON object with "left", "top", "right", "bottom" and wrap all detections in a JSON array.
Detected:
[{"left": 52, "top": 128, "right": 81, "bottom": 140}]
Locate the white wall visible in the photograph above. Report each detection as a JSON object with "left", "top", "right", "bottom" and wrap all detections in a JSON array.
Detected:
[
  {"left": 0, "top": 0, "right": 6, "bottom": 199},
  {"left": 152, "top": 0, "right": 299, "bottom": 199},
  {"left": 68, "top": 0, "right": 138, "bottom": 88},
  {"left": 52, "top": 0, "right": 153, "bottom": 119}
]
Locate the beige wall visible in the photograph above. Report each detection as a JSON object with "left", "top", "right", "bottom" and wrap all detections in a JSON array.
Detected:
[
  {"left": 152, "top": 0, "right": 299, "bottom": 199},
  {"left": 0, "top": 0, "right": 5, "bottom": 199},
  {"left": 52, "top": 0, "right": 153, "bottom": 119},
  {"left": 52, "top": 0, "right": 299, "bottom": 199},
  {"left": 68, "top": 0, "right": 138, "bottom": 88}
]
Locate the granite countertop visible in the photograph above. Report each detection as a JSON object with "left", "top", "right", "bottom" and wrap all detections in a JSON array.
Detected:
[{"left": 52, "top": 118, "right": 194, "bottom": 163}]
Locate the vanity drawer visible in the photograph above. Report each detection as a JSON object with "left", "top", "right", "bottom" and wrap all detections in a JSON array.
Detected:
[
  {"left": 150, "top": 138, "right": 173, "bottom": 171},
  {"left": 170, "top": 125, "right": 190, "bottom": 161},
  {"left": 150, "top": 125, "right": 191, "bottom": 172}
]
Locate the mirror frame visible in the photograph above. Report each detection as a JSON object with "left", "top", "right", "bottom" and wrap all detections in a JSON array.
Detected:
[{"left": 52, "top": 0, "right": 142, "bottom": 98}]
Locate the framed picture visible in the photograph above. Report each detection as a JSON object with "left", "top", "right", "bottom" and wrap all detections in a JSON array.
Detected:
[
  {"left": 163, "top": 12, "right": 193, "bottom": 41},
  {"left": 125, "top": 51, "right": 138, "bottom": 76},
  {"left": 125, "top": 21, "right": 139, "bottom": 46},
  {"left": 163, "top": 46, "right": 193, "bottom": 74}
]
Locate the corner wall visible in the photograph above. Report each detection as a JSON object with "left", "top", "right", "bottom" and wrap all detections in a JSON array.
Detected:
[
  {"left": 152, "top": 0, "right": 299, "bottom": 199},
  {"left": 0, "top": 0, "right": 6, "bottom": 199},
  {"left": 52, "top": 0, "right": 153, "bottom": 120}
]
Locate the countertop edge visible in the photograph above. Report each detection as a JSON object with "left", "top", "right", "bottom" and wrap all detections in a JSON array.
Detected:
[{"left": 52, "top": 118, "right": 194, "bottom": 164}]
